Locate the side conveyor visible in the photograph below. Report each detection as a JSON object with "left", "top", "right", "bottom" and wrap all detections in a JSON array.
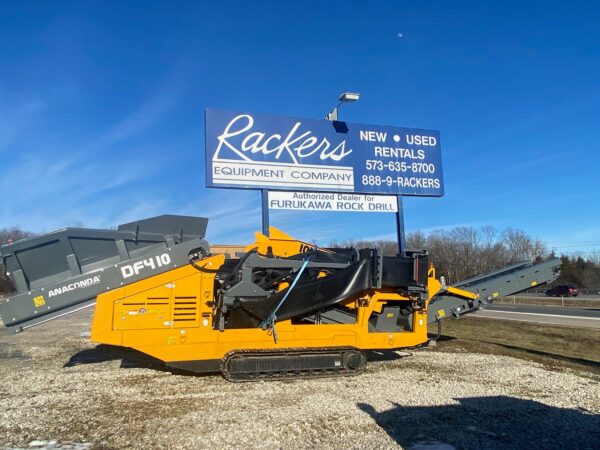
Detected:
[{"left": 427, "top": 258, "right": 562, "bottom": 323}]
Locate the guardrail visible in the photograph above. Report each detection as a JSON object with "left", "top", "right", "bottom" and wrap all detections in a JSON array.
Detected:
[
  {"left": 524, "top": 288, "right": 600, "bottom": 295},
  {"left": 499, "top": 295, "right": 600, "bottom": 307}
]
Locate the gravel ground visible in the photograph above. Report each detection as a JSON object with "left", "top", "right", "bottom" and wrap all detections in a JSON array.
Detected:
[{"left": 0, "top": 308, "right": 599, "bottom": 450}]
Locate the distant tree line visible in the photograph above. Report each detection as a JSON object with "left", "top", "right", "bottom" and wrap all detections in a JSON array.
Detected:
[
  {"left": 552, "top": 253, "right": 600, "bottom": 289},
  {"left": 330, "top": 225, "right": 600, "bottom": 288},
  {"left": 1, "top": 225, "right": 599, "bottom": 294}
]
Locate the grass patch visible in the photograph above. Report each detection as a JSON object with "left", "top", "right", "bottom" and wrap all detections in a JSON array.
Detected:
[{"left": 428, "top": 316, "right": 600, "bottom": 376}]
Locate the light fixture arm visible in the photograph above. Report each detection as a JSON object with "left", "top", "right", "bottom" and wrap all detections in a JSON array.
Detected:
[{"left": 325, "top": 102, "right": 342, "bottom": 121}]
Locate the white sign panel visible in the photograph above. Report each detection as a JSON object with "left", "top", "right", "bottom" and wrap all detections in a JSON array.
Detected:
[
  {"left": 268, "top": 191, "right": 398, "bottom": 213},
  {"left": 212, "top": 160, "right": 354, "bottom": 190}
]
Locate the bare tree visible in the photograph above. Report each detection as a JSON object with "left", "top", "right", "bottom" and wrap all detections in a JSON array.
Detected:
[
  {"left": 588, "top": 250, "right": 600, "bottom": 266},
  {"left": 501, "top": 228, "right": 547, "bottom": 263},
  {"left": 331, "top": 225, "right": 550, "bottom": 284}
]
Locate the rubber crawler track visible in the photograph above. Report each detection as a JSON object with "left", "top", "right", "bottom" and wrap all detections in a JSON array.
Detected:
[{"left": 220, "top": 347, "right": 367, "bottom": 382}]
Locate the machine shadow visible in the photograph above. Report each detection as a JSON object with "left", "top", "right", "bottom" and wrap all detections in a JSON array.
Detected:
[
  {"left": 64, "top": 344, "right": 198, "bottom": 376},
  {"left": 357, "top": 395, "right": 600, "bottom": 449},
  {"left": 66, "top": 347, "right": 417, "bottom": 372},
  {"left": 428, "top": 333, "right": 456, "bottom": 342},
  {"left": 364, "top": 335, "right": 456, "bottom": 363},
  {"left": 365, "top": 350, "right": 415, "bottom": 362}
]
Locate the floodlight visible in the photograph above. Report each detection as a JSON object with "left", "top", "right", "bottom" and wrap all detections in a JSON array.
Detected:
[
  {"left": 339, "top": 92, "right": 360, "bottom": 102},
  {"left": 326, "top": 92, "right": 361, "bottom": 121}
]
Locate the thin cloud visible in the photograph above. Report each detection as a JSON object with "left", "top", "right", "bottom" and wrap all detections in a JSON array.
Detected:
[
  {"left": 0, "top": 67, "right": 185, "bottom": 232},
  {"left": 91, "top": 89, "right": 178, "bottom": 151},
  {"left": 0, "top": 94, "right": 46, "bottom": 154}
]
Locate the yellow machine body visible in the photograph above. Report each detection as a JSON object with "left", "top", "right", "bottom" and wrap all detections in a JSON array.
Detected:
[{"left": 91, "top": 227, "right": 476, "bottom": 369}]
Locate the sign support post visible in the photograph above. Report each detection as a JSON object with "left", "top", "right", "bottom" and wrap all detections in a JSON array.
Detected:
[
  {"left": 261, "top": 189, "right": 270, "bottom": 236},
  {"left": 395, "top": 195, "right": 406, "bottom": 256}
]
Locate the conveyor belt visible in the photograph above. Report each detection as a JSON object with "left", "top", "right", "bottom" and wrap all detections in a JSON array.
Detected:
[{"left": 427, "top": 258, "right": 561, "bottom": 323}]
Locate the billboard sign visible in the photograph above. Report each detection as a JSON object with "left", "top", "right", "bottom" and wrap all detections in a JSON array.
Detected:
[
  {"left": 205, "top": 109, "right": 444, "bottom": 196},
  {"left": 268, "top": 191, "right": 398, "bottom": 213}
]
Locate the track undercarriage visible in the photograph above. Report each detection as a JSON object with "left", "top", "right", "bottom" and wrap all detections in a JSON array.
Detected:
[{"left": 221, "top": 347, "right": 367, "bottom": 382}]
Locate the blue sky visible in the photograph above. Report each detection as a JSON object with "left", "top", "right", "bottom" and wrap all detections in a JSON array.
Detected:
[{"left": 1, "top": 1, "right": 599, "bottom": 254}]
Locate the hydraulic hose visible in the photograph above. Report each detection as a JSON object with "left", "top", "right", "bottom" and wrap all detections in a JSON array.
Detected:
[{"left": 260, "top": 251, "right": 313, "bottom": 343}]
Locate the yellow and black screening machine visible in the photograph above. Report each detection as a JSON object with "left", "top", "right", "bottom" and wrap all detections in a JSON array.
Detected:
[{"left": 0, "top": 215, "right": 561, "bottom": 381}]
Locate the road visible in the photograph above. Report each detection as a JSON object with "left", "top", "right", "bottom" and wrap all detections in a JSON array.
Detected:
[
  {"left": 512, "top": 293, "right": 600, "bottom": 301},
  {"left": 475, "top": 303, "right": 600, "bottom": 328}
]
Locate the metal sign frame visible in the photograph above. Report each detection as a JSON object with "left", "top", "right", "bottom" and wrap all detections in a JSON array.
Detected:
[{"left": 205, "top": 108, "right": 444, "bottom": 256}]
